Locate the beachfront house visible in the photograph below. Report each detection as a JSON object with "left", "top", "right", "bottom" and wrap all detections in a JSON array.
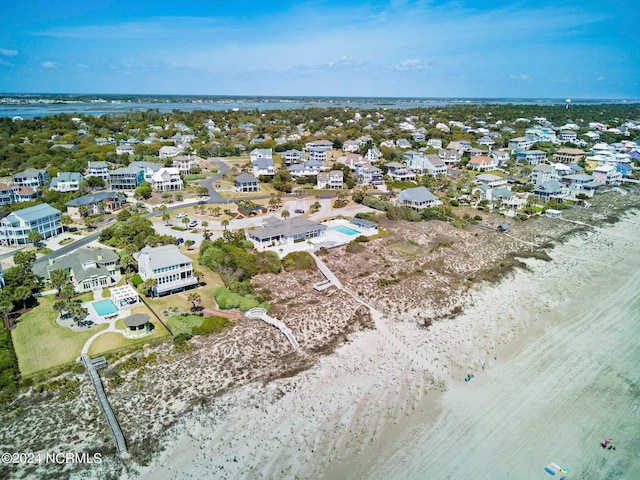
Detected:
[
  {"left": 395, "top": 186, "right": 441, "bottom": 210},
  {"left": 533, "top": 180, "right": 565, "bottom": 202},
  {"left": 135, "top": 244, "right": 199, "bottom": 297},
  {"left": 247, "top": 217, "right": 327, "bottom": 249},
  {"left": 0, "top": 203, "right": 62, "bottom": 245},
  {"left": 33, "top": 247, "right": 120, "bottom": 293}
]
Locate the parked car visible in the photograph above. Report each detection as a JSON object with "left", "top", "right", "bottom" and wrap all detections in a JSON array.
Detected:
[
  {"left": 176, "top": 212, "right": 187, "bottom": 218},
  {"left": 188, "top": 220, "right": 198, "bottom": 228},
  {"left": 175, "top": 237, "right": 184, "bottom": 245},
  {"left": 294, "top": 209, "right": 305, "bottom": 214}
]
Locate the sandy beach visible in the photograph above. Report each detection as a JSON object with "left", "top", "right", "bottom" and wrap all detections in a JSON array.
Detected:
[{"left": 132, "top": 211, "right": 640, "bottom": 480}]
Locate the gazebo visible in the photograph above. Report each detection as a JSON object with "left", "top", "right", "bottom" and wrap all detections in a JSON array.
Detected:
[
  {"left": 110, "top": 285, "right": 140, "bottom": 307},
  {"left": 123, "top": 313, "right": 151, "bottom": 336}
]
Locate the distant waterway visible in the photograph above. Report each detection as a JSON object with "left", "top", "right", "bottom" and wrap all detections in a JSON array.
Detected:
[{"left": 1, "top": 95, "right": 636, "bottom": 118}]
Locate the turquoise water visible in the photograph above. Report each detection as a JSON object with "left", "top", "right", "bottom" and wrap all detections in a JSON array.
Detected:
[
  {"left": 93, "top": 299, "right": 118, "bottom": 316},
  {"left": 327, "top": 225, "right": 360, "bottom": 236}
]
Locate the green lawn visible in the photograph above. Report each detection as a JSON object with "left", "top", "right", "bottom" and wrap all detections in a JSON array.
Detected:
[
  {"left": 12, "top": 296, "right": 108, "bottom": 378},
  {"left": 88, "top": 306, "right": 170, "bottom": 356}
]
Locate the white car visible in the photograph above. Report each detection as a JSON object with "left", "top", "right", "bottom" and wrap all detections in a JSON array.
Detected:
[
  {"left": 176, "top": 212, "right": 187, "bottom": 218},
  {"left": 188, "top": 220, "right": 198, "bottom": 228}
]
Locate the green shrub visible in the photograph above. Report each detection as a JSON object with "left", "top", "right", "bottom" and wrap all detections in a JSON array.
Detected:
[
  {"left": 282, "top": 251, "right": 316, "bottom": 271},
  {"left": 130, "top": 274, "right": 143, "bottom": 287},
  {"left": 192, "top": 316, "right": 229, "bottom": 336}
]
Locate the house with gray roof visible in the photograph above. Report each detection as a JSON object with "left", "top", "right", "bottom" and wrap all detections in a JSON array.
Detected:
[
  {"left": 135, "top": 244, "right": 198, "bottom": 297},
  {"left": 235, "top": 173, "right": 259, "bottom": 193},
  {"left": 247, "top": 217, "right": 327, "bottom": 249},
  {"left": 13, "top": 168, "right": 49, "bottom": 188},
  {"left": 0, "top": 203, "right": 62, "bottom": 245},
  {"left": 33, "top": 247, "right": 120, "bottom": 292},
  {"left": 252, "top": 158, "right": 275, "bottom": 177},
  {"left": 250, "top": 148, "right": 273, "bottom": 162},
  {"left": 87, "top": 161, "right": 110, "bottom": 181},
  {"left": 395, "top": 186, "right": 441, "bottom": 210},
  {"left": 109, "top": 166, "right": 145, "bottom": 190},
  {"left": 65, "top": 191, "right": 127, "bottom": 219},
  {"left": 533, "top": 180, "right": 565, "bottom": 201},
  {"left": 50, "top": 172, "right": 84, "bottom": 192}
]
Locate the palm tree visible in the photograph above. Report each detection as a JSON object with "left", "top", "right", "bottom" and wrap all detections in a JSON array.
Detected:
[
  {"left": 221, "top": 218, "right": 230, "bottom": 230},
  {"left": 162, "top": 211, "right": 171, "bottom": 225},
  {"left": 182, "top": 217, "right": 190, "bottom": 228},
  {"left": 0, "top": 296, "right": 14, "bottom": 329},
  {"left": 28, "top": 230, "right": 43, "bottom": 246},
  {"left": 202, "top": 220, "right": 209, "bottom": 232},
  {"left": 187, "top": 292, "right": 201, "bottom": 311},
  {"left": 49, "top": 269, "right": 69, "bottom": 296},
  {"left": 13, "top": 285, "right": 32, "bottom": 311},
  {"left": 140, "top": 278, "right": 157, "bottom": 297},
  {"left": 60, "top": 215, "right": 73, "bottom": 231},
  {"left": 281, "top": 209, "right": 290, "bottom": 219},
  {"left": 212, "top": 206, "right": 221, "bottom": 217}
]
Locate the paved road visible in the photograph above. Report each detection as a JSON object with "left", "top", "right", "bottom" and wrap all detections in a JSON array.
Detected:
[{"left": 199, "top": 158, "right": 230, "bottom": 203}]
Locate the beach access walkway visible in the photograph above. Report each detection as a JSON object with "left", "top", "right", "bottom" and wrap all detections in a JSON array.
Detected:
[
  {"left": 310, "top": 253, "right": 435, "bottom": 372},
  {"left": 80, "top": 354, "right": 128, "bottom": 457},
  {"left": 246, "top": 308, "right": 299, "bottom": 350}
]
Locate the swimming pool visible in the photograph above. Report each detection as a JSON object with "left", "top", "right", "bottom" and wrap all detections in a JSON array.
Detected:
[
  {"left": 93, "top": 299, "right": 119, "bottom": 316},
  {"left": 327, "top": 225, "right": 361, "bottom": 236}
]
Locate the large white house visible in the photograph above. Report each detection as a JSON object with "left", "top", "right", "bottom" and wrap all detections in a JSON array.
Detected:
[
  {"left": 0, "top": 203, "right": 62, "bottom": 245},
  {"left": 135, "top": 244, "right": 199, "bottom": 297},
  {"left": 151, "top": 167, "right": 183, "bottom": 191},
  {"left": 50, "top": 172, "right": 83, "bottom": 192}
]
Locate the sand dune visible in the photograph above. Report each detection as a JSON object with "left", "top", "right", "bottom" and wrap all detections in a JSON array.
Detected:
[{"left": 136, "top": 214, "right": 640, "bottom": 480}]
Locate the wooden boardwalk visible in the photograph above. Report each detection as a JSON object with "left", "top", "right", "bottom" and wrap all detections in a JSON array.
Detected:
[
  {"left": 246, "top": 308, "right": 299, "bottom": 350},
  {"left": 81, "top": 355, "right": 128, "bottom": 457}
]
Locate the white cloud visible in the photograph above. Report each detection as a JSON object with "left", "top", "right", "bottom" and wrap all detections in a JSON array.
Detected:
[
  {"left": 396, "top": 59, "right": 426, "bottom": 71},
  {"left": 509, "top": 74, "right": 530, "bottom": 80},
  {"left": 328, "top": 56, "right": 362, "bottom": 67},
  {"left": 0, "top": 59, "right": 13, "bottom": 67},
  {"left": 76, "top": 64, "right": 89, "bottom": 69},
  {"left": 41, "top": 61, "right": 59, "bottom": 69},
  {"left": 0, "top": 48, "right": 18, "bottom": 56}
]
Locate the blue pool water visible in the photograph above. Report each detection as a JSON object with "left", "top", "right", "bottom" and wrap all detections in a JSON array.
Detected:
[
  {"left": 327, "top": 225, "right": 361, "bottom": 236},
  {"left": 93, "top": 299, "right": 118, "bottom": 316}
]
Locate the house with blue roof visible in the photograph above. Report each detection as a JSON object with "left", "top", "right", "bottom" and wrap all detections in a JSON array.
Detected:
[
  {"left": 50, "top": 172, "right": 84, "bottom": 192},
  {"left": 0, "top": 203, "right": 62, "bottom": 245}
]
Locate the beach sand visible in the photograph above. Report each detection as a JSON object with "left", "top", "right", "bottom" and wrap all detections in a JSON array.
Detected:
[{"left": 135, "top": 212, "right": 640, "bottom": 480}]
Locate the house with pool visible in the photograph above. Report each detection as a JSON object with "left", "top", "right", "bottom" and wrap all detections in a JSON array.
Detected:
[
  {"left": 248, "top": 217, "right": 328, "bottom": 249},
  {"left": 33, "top": 247, "right": 120, "bottom": 293}
]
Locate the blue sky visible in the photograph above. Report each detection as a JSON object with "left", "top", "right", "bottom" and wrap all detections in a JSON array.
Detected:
[{"left": 0, "top": 0, "right": 638, "bottom": 98}]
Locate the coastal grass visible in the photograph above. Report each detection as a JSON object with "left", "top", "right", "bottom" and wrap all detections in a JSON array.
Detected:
[{"left": 12, "top": 296, "right": 108, "bottom": 378}]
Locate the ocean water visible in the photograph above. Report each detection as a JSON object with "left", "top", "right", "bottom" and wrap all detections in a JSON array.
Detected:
[{"left": 365, "top": 213, "right": 640, "bottom": 479}]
